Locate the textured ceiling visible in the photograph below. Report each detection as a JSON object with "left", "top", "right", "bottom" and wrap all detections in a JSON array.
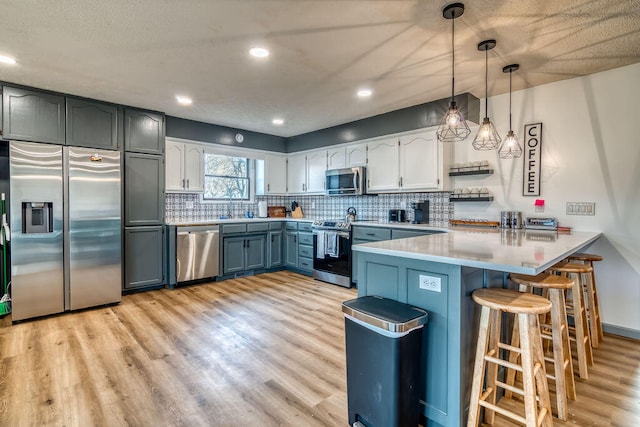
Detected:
[{"left": 0, "top": 0, "right": 639, "bottom": 137}]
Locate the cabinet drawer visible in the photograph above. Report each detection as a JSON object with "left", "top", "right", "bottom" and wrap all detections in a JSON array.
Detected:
[
  {"left": 298, "top": 232, "right": 313, "bottom": 246},
  {"left": 298, "top": 222, "right": 313, "bottom": 232},
  {"left": 269, "top": 221, "right": 284, "bottom": 230},
  {"left": 247, "top": 222, "right": 269, "bottom": 233},
  {"left": 285, "top": 222, "right": 298, "bottom": 231},
  {"left": 298, "top": 257, "right": 313, "bottom": 272},
  {"left": 299, "top": 245, "right": 313, "bottom": 258},
  {"left": 352, "top": 226, "right": 391, "bottom": 241},
  {"left": 221, "top": 224, "right": 247, "bottom": 234}
]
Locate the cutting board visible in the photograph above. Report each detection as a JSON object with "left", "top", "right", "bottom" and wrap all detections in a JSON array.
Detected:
[{"left": 267, "top": 206, "right": 286, "bottom": 218}]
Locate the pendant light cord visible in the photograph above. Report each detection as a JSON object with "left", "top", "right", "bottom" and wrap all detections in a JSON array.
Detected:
[
  {"left": 509, "top": 70, "right": 513, "bottom": 131},
  {"left": 484, "top": 48, "right": 488, "bottom": 118},
  {"left": 451, "top": 16, "right": 455, "bottom": 102}
]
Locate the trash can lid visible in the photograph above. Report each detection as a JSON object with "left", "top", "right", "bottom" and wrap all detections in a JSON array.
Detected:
[{"left": 342, "top": 296, "right": 428, "bottom": 333}]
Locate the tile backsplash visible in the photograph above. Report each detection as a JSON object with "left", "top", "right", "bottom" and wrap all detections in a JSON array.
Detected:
[{"left": 166, "top": 192, "right": 453, "bottom": 227}]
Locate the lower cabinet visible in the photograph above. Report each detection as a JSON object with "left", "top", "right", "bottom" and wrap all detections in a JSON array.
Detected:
[
  {"left": 297, "top": 226, "right": 314, "bottom": 273},
  {"left": 222, "top": 234, "right": 266, "bottom": 274},
  {"left": 124, "top": 226, "right": 164, "bottom": 290},
  {"left": 284, "top": 231, "right": 298, "bottom": 268},
  {"left": 267, "top": 230, "right": 283, "bottom": 268}
]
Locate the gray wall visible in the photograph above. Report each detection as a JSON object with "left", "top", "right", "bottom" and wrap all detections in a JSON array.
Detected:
[
  {"left": 166, "top": 116, "right": 287, "bottom": 153},
  {"left": 286, "top": 94, "right": 480, "bottom": 152}
]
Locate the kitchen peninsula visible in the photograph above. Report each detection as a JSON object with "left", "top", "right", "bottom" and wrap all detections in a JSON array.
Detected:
[{"left": 352, "top": 228, "right": 601, "bottom": 427}]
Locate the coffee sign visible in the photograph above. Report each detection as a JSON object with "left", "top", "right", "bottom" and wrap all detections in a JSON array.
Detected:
[{"left": 523, "top": 123, "right": 542, "bottom": 196}]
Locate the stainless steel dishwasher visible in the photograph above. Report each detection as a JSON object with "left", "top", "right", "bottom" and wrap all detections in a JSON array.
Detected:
[{"left": 176, "top": 225, "right": 220, "bottom": 282}]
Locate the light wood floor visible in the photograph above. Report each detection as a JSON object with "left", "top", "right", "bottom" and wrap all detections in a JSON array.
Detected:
[{"left": 0, "top": 271, "right": 638, "bottom": 426}]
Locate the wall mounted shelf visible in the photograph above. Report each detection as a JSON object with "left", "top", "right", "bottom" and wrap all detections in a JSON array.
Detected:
[
  {"left": 449, "top": 168, "right": 494, "bottom": 177},
  {"left": 449, "top": 195, "right": 494, "bottom": 202}
]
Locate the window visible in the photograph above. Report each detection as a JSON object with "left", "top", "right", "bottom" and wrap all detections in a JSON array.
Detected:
[{"left": 204, "top": 153, "right": 250, "bottom": 200}]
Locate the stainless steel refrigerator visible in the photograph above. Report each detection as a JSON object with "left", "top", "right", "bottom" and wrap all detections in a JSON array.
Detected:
[{"left": 9, "top": 141, "right": 121, "bottom": 321}]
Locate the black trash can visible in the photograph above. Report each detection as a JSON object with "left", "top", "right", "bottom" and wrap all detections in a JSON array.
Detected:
[{"left": 342, "top": 295, "right": 428, "bottom": 427}]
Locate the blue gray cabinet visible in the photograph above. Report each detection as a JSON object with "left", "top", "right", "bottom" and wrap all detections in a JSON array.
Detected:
[
  {"left": 124, "top": 226, "right": 164, "bottom": 290},
  {"left": 297, "top": 223, "right": 314, "bottom": 273},
  {"left": 124, "top": 108, "right": 165, "bottom": 155},
  {"left": 221, "top": 223, "right": 268, "bottom": 274},
  {"left": 124, "top": 152, "right": 164, "bottom": 226},
  {"left": 66, "top": 98, "right": 118, "bottom": 149},
  {"left": 2, "top": 86, "right": 65, "bottom": 144},
  {"left": 245, "top": 234, "right": 266, "bottom": 270},
  {"left": 285, "top": 230, "right": 298, "bottom": 268},
  {"left": 267, "top": 222, "right": 284, "bottom": 268},
  {"left": 223, "top": 236, "right": 248, "bottom": 274}
]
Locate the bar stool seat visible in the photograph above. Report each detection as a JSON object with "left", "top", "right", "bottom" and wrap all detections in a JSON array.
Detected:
[
  {"left": 508, "top": 273, "right": 576, "bottom": 421},
  {"left": 468, "top": 288, "right": 553, "bottom": 427},
  {"left": 568, "top": 252, "right": 604, "bottom": 344},
  {"left": 547, "top": 262, "right": 594, "bottom": 379}
]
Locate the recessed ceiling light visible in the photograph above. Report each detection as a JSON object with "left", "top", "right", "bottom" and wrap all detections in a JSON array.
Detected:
[
  {"left": 272, "top": 118, "right": 284, "bottom": 125},
  {"left": 357, "top": 89, "right": 373, "bottom": 98},
  {"left": 176, "top": 95, "right": 192, "bottom": 105},
  {"left": 249, "top": 47, "right": 270, "bottom": 58},
  {"left": 0, "top": 55, "right": 17, "bottom": 65}
]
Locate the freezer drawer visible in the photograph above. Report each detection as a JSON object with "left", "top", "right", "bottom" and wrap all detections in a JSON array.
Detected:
[{"left": 177, "top": 226, "right": 220, "bottom": 282}]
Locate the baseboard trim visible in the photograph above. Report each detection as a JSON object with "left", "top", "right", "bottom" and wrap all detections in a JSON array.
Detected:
[{"left": 603, "top": 323, "right": 640, "bottom": 341}]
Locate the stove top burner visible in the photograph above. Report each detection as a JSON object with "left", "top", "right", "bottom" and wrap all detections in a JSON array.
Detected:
[{"left": 312, "top": 219, "right": 351, "bottom": 231}]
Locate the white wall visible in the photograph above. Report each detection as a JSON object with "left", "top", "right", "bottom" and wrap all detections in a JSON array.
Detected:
[{"left": 453, "top": 62, "right": 640, "bottom": 334}]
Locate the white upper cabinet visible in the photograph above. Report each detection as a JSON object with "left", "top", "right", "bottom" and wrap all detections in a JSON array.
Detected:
[
  {"left": 287, "top": 153, "right": 307, "bottom": 194},
  {"left": 306, "top": 150, "right": 327, "bottom": 194},
  {"left": 327, "top": 147, "right": 346, "bottom": 169},
  {"left": 366, "top": 137, "right": 399, "bottom": 193},
  {"left": 345, "top": 144, "right": 367, "bottom": 167},
  {"left": 264, "top": 154, "right": 288, "bottom": 194},
  {"left": 399, "top": 130, "right": 439, "bottom": 191},
  {"left": 166, "top": 139, "right": 204, "bottom": 193}
]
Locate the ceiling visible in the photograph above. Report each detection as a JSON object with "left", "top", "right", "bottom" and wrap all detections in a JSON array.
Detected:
[{"left": 1, "top": 0, "right": 639, "bottom": 138}]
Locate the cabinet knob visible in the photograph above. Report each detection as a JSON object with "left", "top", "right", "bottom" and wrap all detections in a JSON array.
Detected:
[
  {"left": 182, "top": 179, "right": 185, "bottom": 188},
  {"left": 186, "top": 179, "right": 189, "bottom": 189}
]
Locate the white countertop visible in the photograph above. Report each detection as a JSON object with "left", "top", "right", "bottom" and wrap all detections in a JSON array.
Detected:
[
  {"left": 168, "top": 217, "right": 313, "bottom": 226},
  {"left": 352, "top": 228, "right": 601, "bottom": 275}
]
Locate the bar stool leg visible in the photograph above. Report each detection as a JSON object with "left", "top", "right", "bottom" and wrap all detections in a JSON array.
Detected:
[
  {"left": 468, "top": 306, "right": 491, "bottom": 427},
  {"left": 484, "top": 309, "right": 502, "bottom": 425},
  {"left": 548, "top": 288, "right": 576, "bottom": 420},
  {"left": 583, "top": 268, "right": 601, "bottom": 348},
  {"left": 519, "top": 313, "right": 553, "bottom": 427},
  {"left": 568, "top": 271, "right": 594, "bottom": 378},
  {"left": 590, "top": 265, "right": 604, "bottom": 342}
]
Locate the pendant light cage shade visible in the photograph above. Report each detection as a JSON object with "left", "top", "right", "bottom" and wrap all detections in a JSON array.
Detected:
[
  {"left": 498, "top": 130, "right": 522, "bottom": 159},
  {"left": 498, "top": 63, "right": 522, "bottom": 159},
  {"left": 472, "top": 39, "right": 501, "bottom": 150},
  {"left": 436, "top": 3, "right": 471, "bottom": 143},
  {"left": 473, "top": 117, "right": 502, "bottom": 150}
]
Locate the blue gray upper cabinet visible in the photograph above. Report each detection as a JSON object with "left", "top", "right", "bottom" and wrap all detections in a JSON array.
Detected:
[
  {"left": 124, "top": 108, "right": 165, "bottom": 154},
  {"left": 65, "top": 98, "right": 119, "bottom": 149},
  {"left": 2, "top": 86, "right": 65, "bottom": 144}
]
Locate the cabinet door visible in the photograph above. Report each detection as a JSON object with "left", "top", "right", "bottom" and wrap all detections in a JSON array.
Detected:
[
  {"left": 400, "top": 132, "right": 439, "bottom": 191},
  {"left": 245, "top": 234, "right": 266, "bottom": 270},
  {"left": 124, "top": 226, "right": 164, "bottom": 290},
  {"left": 2, "top": 86, "right": 65, "bottom": 144},
  {"left": 287, "top": 153, "right": 306, "bottom": 194},
  {"left": 346, "top": 144, "right": 367, "bottom": 167},
  {"left": 124, "top": 153, "right": 165, "bottom": 226},
  {"left": 183, "top": 143, "right": 204, "bottom": 192},
  {"left": 66, "top": 98, "right": 118, "bottom": 149},
  {"left": 124, "top": 109, "right": 165, "bottom": 154},
  {"left": 268, "top": 231, "right": 283, "bottom": 268},
  {"left": 223, "top": 236, "right": 246, "bottom": 274},
  {"left": 367, "top": 138, "right": 399, "bottom": 192},
  {"left": 327, "top": 147, "right": 346, "bottom": 169},
  {"left": 284, "top": 231, "right": 298, "bottom": 268},
  {"left": 306, "top": 150, "right": 327, "bottom": 194},
  {"left": 165, "top": 140, "right": 186, "bottom": 192},
  {"left": 265, "top": 154, "right": 287, "bottom": 194}
]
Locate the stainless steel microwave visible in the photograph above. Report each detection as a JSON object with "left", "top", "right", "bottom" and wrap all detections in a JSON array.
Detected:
[{"left": 325, "top": 167, "right": 366, "bottom": 196}]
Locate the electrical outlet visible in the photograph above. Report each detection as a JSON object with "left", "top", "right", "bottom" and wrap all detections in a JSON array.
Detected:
[
  {"left": 566, "top": 202, "right": 595, "bottom": 216},
  {"left": 186, "top": 201, "right": 194, "bottom": 209},
  {"left": 419, "top": 274, "right": 441, "bottom": 292},
  {"left": 400, "top": 200, "right": 407, "bottom": 209}
]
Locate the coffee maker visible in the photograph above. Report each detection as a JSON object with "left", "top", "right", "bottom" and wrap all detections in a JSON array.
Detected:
[{"left": 411, "top": 201, "right": 429, "bottom": 224}]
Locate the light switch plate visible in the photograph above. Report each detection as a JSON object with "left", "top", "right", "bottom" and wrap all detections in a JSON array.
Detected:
[
  {"left": 566, "top": 202, "right": 595, "bottom": 216},
  {"left": 419, "top": 274, "right": 441, "bottom": 292}
]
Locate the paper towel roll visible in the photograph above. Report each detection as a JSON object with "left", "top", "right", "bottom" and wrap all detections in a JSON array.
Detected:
[{"left": 258, "top": 201, "right": 268, "bottom": 218}]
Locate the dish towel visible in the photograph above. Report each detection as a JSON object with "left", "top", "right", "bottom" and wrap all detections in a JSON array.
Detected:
[
  {"left": 326, "top": 231, "right": 339, "bottom": 258},
  {"left": 315, "top": 230, "right": 326, "bottom": 258}
]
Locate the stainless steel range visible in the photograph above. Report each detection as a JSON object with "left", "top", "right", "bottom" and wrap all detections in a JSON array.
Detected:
[{"left": 312, "top": 219, "right": 352, "bottom": 288}]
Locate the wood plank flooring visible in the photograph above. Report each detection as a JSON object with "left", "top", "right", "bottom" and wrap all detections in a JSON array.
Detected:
[{"left": 0, "top": 271, "right": 638, "bottom": 426}]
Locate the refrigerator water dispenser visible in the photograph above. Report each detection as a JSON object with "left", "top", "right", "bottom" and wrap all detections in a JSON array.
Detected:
[{"left": 22, "top": 202, "right": 53, "bottom": 234}]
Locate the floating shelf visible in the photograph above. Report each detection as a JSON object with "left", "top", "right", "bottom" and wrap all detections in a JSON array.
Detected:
[
  {"left": 450, "top": 195, "right": 494, "bottom": 202},
  {"left": 449, "top": 168, "right": 494, "bottom": 177}
]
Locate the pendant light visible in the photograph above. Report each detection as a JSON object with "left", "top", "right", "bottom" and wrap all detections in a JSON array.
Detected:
[
  {"left": 472, "top": 39, "right": 501, "bottom": 150},
  {"left": 498, "top": 64, "right": 523, "bottom": 159},
  {"left": 436, "top": 3, "right": 471, "bottom": 143}
]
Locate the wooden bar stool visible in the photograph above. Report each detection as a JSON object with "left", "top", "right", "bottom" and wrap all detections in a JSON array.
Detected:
[
  {"left": 468, "top": 288, "right": 553, "bottom": 427},
  {"left": 508, "top": 273, "right": 576, "bottom": 421},
  {"left": 547, "top": 262, "right": 594, "bottom": 379},
  {"left": 568, "top": 252, "right": 604, "bottom": 346}
]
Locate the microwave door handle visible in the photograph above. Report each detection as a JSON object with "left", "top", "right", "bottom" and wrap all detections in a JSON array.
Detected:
[{"left": 353, "top": 170, "right": 358, "bottom": 191}]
